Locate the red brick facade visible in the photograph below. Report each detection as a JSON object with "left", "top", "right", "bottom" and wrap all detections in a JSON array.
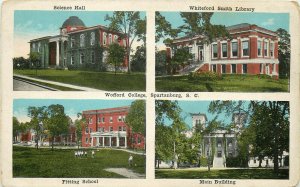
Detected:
[{"left": 81, "top": 106, "right": 145, "bottom": 150}]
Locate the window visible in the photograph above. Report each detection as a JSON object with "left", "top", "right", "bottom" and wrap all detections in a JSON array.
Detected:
[
  {"left": 71, "top": 55, "right": 74, "bottom": 65},
  {"left": 80, "top": 34, "right": 85, "bottom": 47},
  {"left": 89, "top": 118, "right": 93, "bottom": 124},
  {"left": 270, "top": 42, "right": 274, "bottom": 57},
  {"left": 85, "top": 127, "right": 89, "bottom": 133},
  {"left": 212, "top": 64, "right": 217, "bottom": 72},
  {"left": 86, "top": 138, "right": 88, "bottom": 143},
  {"left": 90, "top": 32, "right": 95, "bottom": 46},
  {"left": 257, "top": 40, "right": 262, "bottom": 56},
  {"left": 221, "top": 64, "right": 226, "bottom": 74},
  {"left": 102, "top": 51, "right": 108, "bottom": 63},
  {"left": 264, "top": 40, "right": 269, "bottom": 57},
  {"left": 109, "top": 117, "right": 113, "bottom": 123},
  {"left": 119, "top": 126, "right": 122, "bottom": 131},
  {"left": 242, "top": 40, "right": 249, "bottom": 56},
  {"left": 231, "top": 64, "right": 237, "bottom": 74},
  {"left": 231, "top": 41, "right": 238, "bottom": 57},
  {"left": 90, "top": 138, "right": 92, "bottom": 143},
  {"left": 138, "top": 137, "right": 141, "bottom": 144},
  {"left": 103, "top": 32, "right": 107, "bottom": 45},
  {"left": 114, "top": 35, "right": 118, "bottom": 43},
  {"left": 102, "top": 117, "right": 105, "bottom": 123},
  {"left": 221, "top": 43, "right": 228, "bottom": 58},
  {"left": 71, "top": 38, "right": 75, "bottom": 48},
  {"left": 123, "top": 126, "right": 126, "bottom": 131},
  {"left": 118, "top": 116, "right": 122, "bottom": 122},
  {"left": 242, "top": 64, "right": 247, "bottom": 74},
  {"left": 109, "top": 34, "right": 112, "bottom": 44},
  {"left": 32, "top": 43, "right": 36, "bottom": 50},
  {"left": 90, "top": 128, "right": 92, "bottom": 133},
  {"left": 109, "top": 126, "right": 113, "bottom": 132},
  {"left": 122, "top": 116, "right": 126, "bottom": 122},
  {"left": 80, "top": 53, "right": 85, "bottom": 64},
  {"left": 212, "top": 43, "right": 218, "bottom": 58},
  {"left": 91, "top": 52, "right": 95, "bottom": 64},
  {"left": 98, "top": 117, "right": 101, "bottom": 123}
]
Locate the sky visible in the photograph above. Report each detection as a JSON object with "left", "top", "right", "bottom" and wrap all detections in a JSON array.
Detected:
[
  {"left": 163, "top": 100, "right": 249, "bottom": 129},
  {"left": 156, "top": 12, "right": 289, "bottom": 49},
  {"left": 13, "top": 99, "right": 135, "bottom": 123},
  {"left": 13, "top": 10, "right": 146, "bottom": 57}
]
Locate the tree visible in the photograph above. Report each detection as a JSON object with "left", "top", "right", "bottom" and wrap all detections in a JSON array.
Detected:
[
  {"left": 155, "top": 50, "right": 167, "bottom": 75},
  {"left": 179, "top": 12, "right": 230, "bottom": 43},
  {"left": 131, "top": 45, "right": 146, "bottom": 72},
  {"left": 276, "top": 28, "right": 290, "bottom": 78},
  {"left": 170, "top": 47, "right": 192, "bottom": 74},
  {"left": 44, "top": 104, "right": 69, "bottom": 150},
  {"left": 13, "top": 57, "right": 29, "bottom": 69},
  {"left": 155, "top": 100, "right": 188, "bottom": 169},
  {"left": 29, "top": 52, "right": 41, "bottom": 75},
  {"left": 107, "top": 43, "right": 126, "bottom": 75},
  {"left": 74, "top": 113, "right": 86, "bottom": 149},
  {"left": 27, "top": 106, "right": 47, "bottom": 149},
  {"left": 105, "top": 12, "right": 146, "bottom": 73},
  {"left": 155, "top": 12, "right": 179, "bottom": 43},
  {"left": 13, "top": 117, "right": 21, "bottom": 142},
  {"left": 126, "top": 100, "right": 146, "bottom": 137}
]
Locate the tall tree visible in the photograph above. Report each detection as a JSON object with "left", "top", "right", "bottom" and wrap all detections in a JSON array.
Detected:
[
  {"left": 276, "top": 28, "right": 290, "bottom": 78},
  {"left": 44, "top": 104, "right": 69, "bottom": 150},
  {"left": 179, "top": 12, "right": 230, "bottom": 43},
  {"left": 27, "top": 106, "right": 47, "bottom": 149},
  {"left": 105, "top": 12, "right": 146, "bottom": 73},
  {"left": 74, "top": 113, "right": 86, "bottom": 149},
  {"left": 107, "top": 43, "right": 126, "bottom": 75},
  {"left": 126, "top": 100, "right": 146, "bottom": 137},
  {"left": 131, "top": 45, "right": 146, "bottom": 72},
  {"left": 155, "top": 12, "right": 179, "bottom": 43},
  {"left": 29, "top": 52, "right": 41, "bottom": 75},
  {"left": 13, "top": 117, "right": 21, "bottom": 142},
  {"left": 170, "top": 47, "right": 192, "bottom": 74}
]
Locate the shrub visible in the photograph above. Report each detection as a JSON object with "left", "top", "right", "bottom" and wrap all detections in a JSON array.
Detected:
[
  {"left": 199, "top": 156, "right": 208, "bottom": 167},
  {"left": 226, "top": 155, "right": 248, "bottom": 167},
  {"left": 188, "top": 72, "right": 222, "bottom": 81}
]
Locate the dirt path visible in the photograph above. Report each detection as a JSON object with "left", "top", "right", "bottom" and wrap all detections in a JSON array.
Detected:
[{"left": 104, "top": 168, "right": 145, "bottom": 179}]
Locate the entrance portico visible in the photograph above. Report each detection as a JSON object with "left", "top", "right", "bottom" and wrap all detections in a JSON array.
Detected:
[
  {"left": 49, "top": 36, "right": 68, "bottom": 68},
  {"left": 90, "top": 131, "right": 127, "bottom": 148}
]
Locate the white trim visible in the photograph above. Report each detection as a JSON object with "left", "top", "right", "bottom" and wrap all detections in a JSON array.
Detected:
[
  {"left": 210, "top": 58, "right": 279, "bottom": 65},
  {"left": 257, "top": 39, "right": 262, "bottom": 57},
  {"left": 270, "top": 41, "right": 275, "bottom": 58},
  {"left": 241, "top": 38, "right": 250, "bottom": 57},
  {"left": 264, "top": 39, "right": 269, "bottom": 57}
]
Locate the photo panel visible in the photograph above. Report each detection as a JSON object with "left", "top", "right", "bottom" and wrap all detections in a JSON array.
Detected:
[
  {"left": 155, "top": 100, "right": 289, "bottom": 180},
  {"left": 155, "top": 12, "right": 290, "bottom": 92},
  {"left": 13, "top": 99, "right": 146, "bottom": 178},
  {"left": 13, "top": 10, "right": 146, "bottom": 91}
]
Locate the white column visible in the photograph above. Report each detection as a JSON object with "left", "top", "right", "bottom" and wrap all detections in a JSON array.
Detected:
[
  {"left": 97, "top": 137, "right": 99, "bottom": 146},
  {"left": 91, "top": 137, "right": 94, "bottom": 147},
  {"left": 109, "top": 137, "right": 111, "bottom": 147},
  {"left": 124, "top": 136, "right": 127, "bottom": 148},
  {"left": 117, "top": 137, "right": 119, "bottom": 147},
  {"left": 102, "top": 137, "right": 104, "bottom": 147},
  {"left": 56, "top": 41, "right": 60, "bottom": 66}
]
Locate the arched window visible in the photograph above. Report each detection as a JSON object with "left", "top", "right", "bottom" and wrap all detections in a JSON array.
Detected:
[
  {"left": 80, "top": 34, "right": 85, "bottom": 47},
  {"left": 80, "top": 53, "right": 85, "bottom": 64},
  {"left": 103, "top": 32, "right": 107, "bottom": 45},
  {"left": 114, "top": 35, "right": 118, "bottom": 43},
  {"left": 90, "top": 32, "right": 95, "bottom": 46}
]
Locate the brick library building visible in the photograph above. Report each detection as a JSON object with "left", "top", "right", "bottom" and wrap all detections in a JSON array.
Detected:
[{"left": 166, "top": 23, "right": 279, "bottom": 78}]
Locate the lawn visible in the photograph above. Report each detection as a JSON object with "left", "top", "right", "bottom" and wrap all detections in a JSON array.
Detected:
[
  {"left": 13, "top": 146, "right": 145, "bottom": 178},
  {"left": 155, "top": 168, "right": 289, "bottom": 179},
  {"left": 14, "top": 69, "right": 146, "bottom": 91},
  {"left": 156, "top": 74, "right": 289, "bottom": 92}
]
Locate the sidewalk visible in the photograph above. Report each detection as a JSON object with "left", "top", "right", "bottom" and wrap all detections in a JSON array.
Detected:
[{"left": 14, "top": 74, "right": 104, "bottom": 91}]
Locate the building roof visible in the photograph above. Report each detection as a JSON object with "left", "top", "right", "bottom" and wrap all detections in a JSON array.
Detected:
[
  {"left": 82, "top": 106, "right": 130, "bottom": 115},
  {"left": 62, "top": 16, "right": 86, "bottom": 28},
  {"left": 226, "top": 23, "right": 251, "bottom": 30}
]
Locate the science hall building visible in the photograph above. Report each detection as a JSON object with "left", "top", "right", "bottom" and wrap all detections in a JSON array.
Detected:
[
  {"left": 29, "top": 16, "right": 128, "bottom": 71},
  {"left": 166, "top": 23, "right": 279, "bottom": 78}
]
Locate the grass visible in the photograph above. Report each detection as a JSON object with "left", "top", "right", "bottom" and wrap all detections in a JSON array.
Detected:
[
  {"left": 14, "top": 69, "right": 146, "bottom": 91},
  {"left": 156, "top": 74, "right": 289, "bottom": 92},
  {"left": 155, "top": 168, "right": 289, "bottom": 179},
  {"left": 13, "top": 146, "right": 145, "bottom": 178}
]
